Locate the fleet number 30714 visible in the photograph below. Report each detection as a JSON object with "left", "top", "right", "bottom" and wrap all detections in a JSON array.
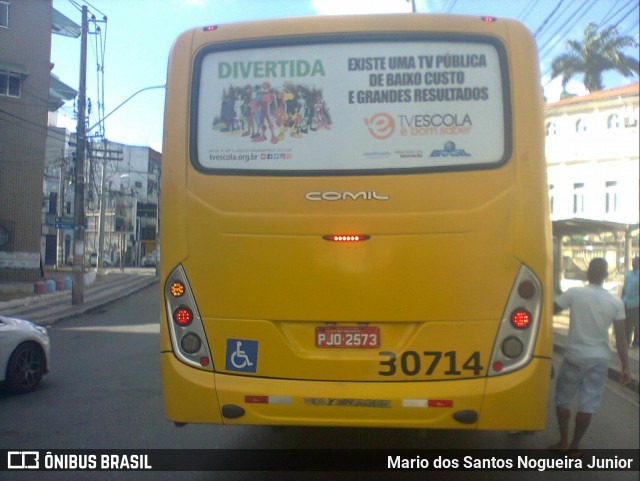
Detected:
[{"left": 378, "top": 351, "right": 483, "bottom": 377}]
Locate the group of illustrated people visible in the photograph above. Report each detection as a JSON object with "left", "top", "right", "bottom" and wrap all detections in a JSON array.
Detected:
[
  {"left": 549, "top": 256, "right": 638, "bottom": 456},
  {"left": 216, "top": 82, "right": 331, "bottom": 145}
]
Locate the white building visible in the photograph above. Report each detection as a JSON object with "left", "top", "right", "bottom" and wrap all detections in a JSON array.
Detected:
[
  {"left": 84, "top": 140, "right": 161, "bottom": 267},
  {"left": 545, "top": 83, "right": 639, "bottom": 225}
]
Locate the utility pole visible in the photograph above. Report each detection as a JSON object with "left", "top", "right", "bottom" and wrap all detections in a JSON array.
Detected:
[
  {"left": 97, "top": 147, "right": 107, "bottom": 272},
  {"left": 96, "top": 144, "right": 123, "bottom": 272},
  {"left": 72, "top": 5, "right": 88, "bottom": 305},
  {"left": 57, "top": 150, "right": 65, "bottom": 268}
]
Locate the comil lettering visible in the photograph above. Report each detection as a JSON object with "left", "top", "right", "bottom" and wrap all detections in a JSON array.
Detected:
[
  {"left": 218, "top": 59, "right": 325, "bottom": 79},
  {"left": 305, "top": 191, "right": 390, "bottom": 201}
]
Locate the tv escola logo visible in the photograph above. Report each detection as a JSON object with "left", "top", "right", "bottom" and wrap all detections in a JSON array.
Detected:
[{"left": 364, "top": 113, "right": 395, "bottom": 140}]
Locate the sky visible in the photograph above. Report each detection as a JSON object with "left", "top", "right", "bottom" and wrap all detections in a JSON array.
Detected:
[{"left": 50, "top": 0, "right": 640, "bottom": 152}]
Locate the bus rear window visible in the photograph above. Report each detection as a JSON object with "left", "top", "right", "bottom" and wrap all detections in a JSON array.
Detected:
[{"left": 193, "top": 36, "right": 510, "bottom": 174}]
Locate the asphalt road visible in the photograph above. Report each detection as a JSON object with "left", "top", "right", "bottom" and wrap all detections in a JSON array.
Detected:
[{"left": 1, "top": 285, "right": 638, "bottom": 481}]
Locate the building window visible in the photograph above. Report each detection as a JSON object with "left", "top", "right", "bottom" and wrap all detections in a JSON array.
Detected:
[
  {"left": 573, "top": 183, "right": 585, "bottom": 214},
  {"left": 545, "top": 122, "right": 557, "bottom": 136},
  {"left": 575, "top": 118, "right": 587, "bottom": 133},
  {"left": 0, "top": 70, "right": 21, "bottom": 97},
  {"left": 607, "top": 114, "right": 620, "bottom": 129},
  {"left": 605, "top": 181, "right": 618, "bottom": 214},
  {"left": 624, "top": 107, "right": 639, "bottom": 128},
  {"left": 549, "top": 184, "right": 555, "bottom": 214},
  {"left": 0, "top": 2, "right": 9, "bottom": 29}
]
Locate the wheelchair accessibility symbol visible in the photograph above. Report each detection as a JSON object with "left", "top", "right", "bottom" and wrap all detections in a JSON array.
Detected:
[{"left": 226, "top": 339, "right": 258, "bottom": 373}]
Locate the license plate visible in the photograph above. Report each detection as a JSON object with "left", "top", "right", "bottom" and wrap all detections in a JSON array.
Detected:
[{"left": 315, "top": 326, "right": 380, "bottom": 348}]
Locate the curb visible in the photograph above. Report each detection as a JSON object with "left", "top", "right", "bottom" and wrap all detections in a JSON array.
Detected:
[
  {"left": 38, "top": 276, "right": 159, "bottom": 326},
  {"left": 1, "top": 274, "right": 158, "bottom": 326}
]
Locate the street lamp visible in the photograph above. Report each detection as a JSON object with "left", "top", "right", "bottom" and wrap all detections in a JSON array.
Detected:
[{"left": 87, "top": 84, "right": 166, "bottom": 135}]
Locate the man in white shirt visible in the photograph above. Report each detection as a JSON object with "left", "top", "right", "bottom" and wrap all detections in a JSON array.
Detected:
[{"left": 550, "top": 257, "right": 630, "bottom": 454}]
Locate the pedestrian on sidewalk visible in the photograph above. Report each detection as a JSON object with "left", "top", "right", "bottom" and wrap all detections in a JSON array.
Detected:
[
  {"left": 622, "top": 256, "right": 639, "bottom": 348},
  {"left": 550, "top": 257, "right": 630, "bottom": 456}
]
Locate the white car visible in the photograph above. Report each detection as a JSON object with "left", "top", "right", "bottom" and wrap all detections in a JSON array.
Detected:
[
  {"left": 141, "top": 250, "right": 159, "bottom": 267},
  {"left": 0, "top": 316, "right": 50, "bottom": 393},
  {"left": 90, "top": 252, "right": 112, "bottom": 268}
]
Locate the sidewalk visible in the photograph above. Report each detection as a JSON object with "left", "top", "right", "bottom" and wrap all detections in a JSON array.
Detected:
[
  {"left": 0, "top": 268, "right": 158, "bottom": 326},
  {"left": 0, "top": 271, "right": 637, "bottom": 393}
]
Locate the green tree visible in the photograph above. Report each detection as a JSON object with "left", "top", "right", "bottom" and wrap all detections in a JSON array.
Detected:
[{"left": 550, "top": 22, "right": 639, "bottom": 93}]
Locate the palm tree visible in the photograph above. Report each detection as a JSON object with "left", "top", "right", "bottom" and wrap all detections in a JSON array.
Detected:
[{"left": 550, "top": 22, "right": 639, "bottom": 93}]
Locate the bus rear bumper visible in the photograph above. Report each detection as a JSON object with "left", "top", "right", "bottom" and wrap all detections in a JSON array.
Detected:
[{"left": 162, "top": 353, "right": 551, "bottom": 429}]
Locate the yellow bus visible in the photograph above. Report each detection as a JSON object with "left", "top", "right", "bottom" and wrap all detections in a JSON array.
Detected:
[{"left": 160, "top": 13, "right": 552, "bottom": 430}]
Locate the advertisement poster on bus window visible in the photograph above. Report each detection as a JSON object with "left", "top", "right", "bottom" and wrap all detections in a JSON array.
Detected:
[{"left": 196, "top": 40, "right": 506, "bottom": 172}]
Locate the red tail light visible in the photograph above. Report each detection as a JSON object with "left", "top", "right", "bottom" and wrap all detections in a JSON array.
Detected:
[
  {"left": 173, "top": 306, "right": 193, "bottom": 326},
  {"left": 510, "top": 309, "right": 531, "bottom": 329}
]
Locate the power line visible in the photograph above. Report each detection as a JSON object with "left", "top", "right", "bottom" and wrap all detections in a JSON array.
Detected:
[
  {"left": 610, "top": 2, "right": 640, "bottom": 31},
  {"left": 517, "top": 0, "right": 539, "bottom": 22},
  {"left": 538, "top": 0, "right": 595, "bottom": 60},
  {"left": 0, "top": 128, "right": 71, "bottom": 165},
  {"left": 0, "top": 109, "right": 71, "bottom": 143},
  {"left": 444, "top": 0, "right": 458, "bottom": 14},
  {"left": 535, "top": 0, "right": 581, "bottom": 46},
  {"left": 66, "top": 0, "right": 84, "bottom": 12},
  {"left": 534, "top": 0, "right": 568, "bottom": 37},
  {"left": 80, "top": 0, "right": 108, "bottom": 19},
  {"left": 89, "top": 14, "right": 107, "bottom": 139},
  {"left": 600, "top": 0, "right": 636, "bottom": 25}
]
